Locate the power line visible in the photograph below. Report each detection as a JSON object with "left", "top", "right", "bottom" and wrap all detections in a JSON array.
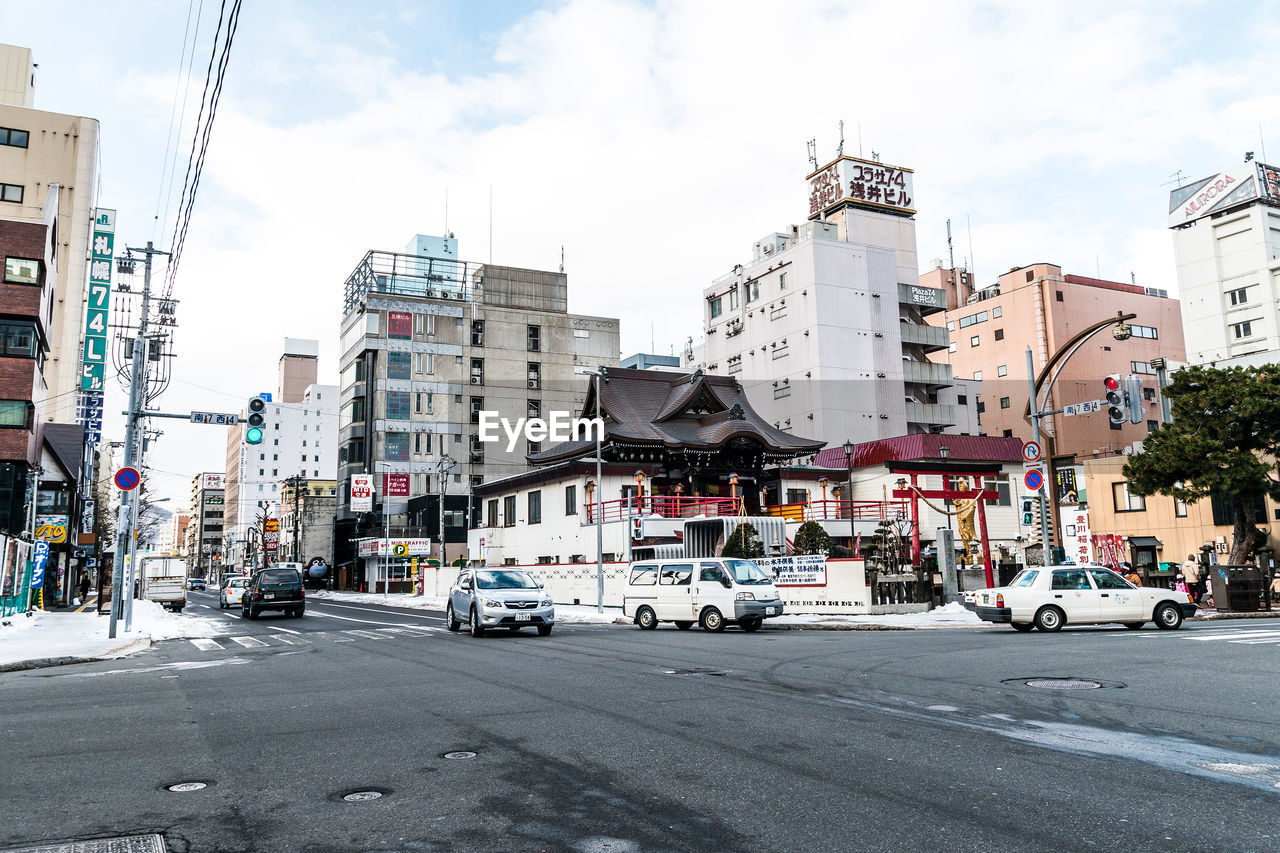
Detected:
[{"left": 152, "top": 0, "right": 205, "bottom": 243}]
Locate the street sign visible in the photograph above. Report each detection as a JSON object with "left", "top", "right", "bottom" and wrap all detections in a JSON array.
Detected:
[
  {"left": 392, "top": 543, "right": 409, "bottom": 557},
  {"left": 351, "top": 474, "right": 373, "bottom": 513},
  {"left": 190, "top": 411, "right": 240, "bottom": 425},
  {"left": 1063, "top": 400, "right": 1103, "bottom": 417},
  {"left": 114, "top": 467, "right": 140, "bottom": 491},
  {"left": 32, "top": 542, "right": 49, "bottom": 589},
  {"left": 1021, "top": 441, "right": 1042, "bottom": 464},
  {"left": 1024, "top": 468, "right": 1044, "bottom": 491},
  {"left": 263, "top": 518, "right": 280, "bottom": 552}
]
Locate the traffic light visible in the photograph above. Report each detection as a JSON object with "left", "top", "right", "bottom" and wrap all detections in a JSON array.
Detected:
[
  {"left": 1104, "top": 374, "right": 1124, "bottom": 430},
  {"left": 246, "top": 395, "right": 267, "bottom": 445},
  {"left": 1021, "top": 497, "right": 1034, "bottom": 526},
  {"left": 1125, "top": 374, "right": 1145, "bottom": 425}
]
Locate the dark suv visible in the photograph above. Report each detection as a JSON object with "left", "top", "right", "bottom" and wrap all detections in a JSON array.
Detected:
[{"left": 241, "top": 568, "right": 305, "bottom": 619}]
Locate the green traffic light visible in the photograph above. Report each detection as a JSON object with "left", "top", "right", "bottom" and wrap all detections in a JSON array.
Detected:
[{"left": 246, "top": 426, "right": 264, "bottom": 445}]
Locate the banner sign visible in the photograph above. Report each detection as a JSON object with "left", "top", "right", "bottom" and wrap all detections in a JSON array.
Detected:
[
  {"left": 807, "top": 156, "right": 915, "bottom": 220},
  {"left": 383, "top": 473, "right": 410, "bottom": 497},
  {"left": 32, "top": 542, "right": 49, "bottom": 589},
  {"left": 263, "top": 518, "right": 280, "bottom": 552},
  {"left": 1061, "top": 506, "right": 1092, "bottom": 565},
  {"left": 80, "top": 208, "right": 115, "bottom": 394},
  {"left": 755, "top": 554, "right": 828, "bottom": 587},
  {"left": 357, "top": 538, "right": 433, "bottom": 558},
  {"left": 351, "top": 474, "right": 373, "bottom": 512},
  {"left": 387, "top": 311, "right": 412, "bottom": 340},
  {"left": 35, "top": 515, "right": 70, "bottom": 544}
]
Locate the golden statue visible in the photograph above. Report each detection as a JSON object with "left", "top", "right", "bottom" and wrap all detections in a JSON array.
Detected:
[{"left": 955, "top": 477, "right": 978, "bottom": 566}]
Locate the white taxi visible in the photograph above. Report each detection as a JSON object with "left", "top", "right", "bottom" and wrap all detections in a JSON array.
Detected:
[
  {"left": 971, "top": 564, "right": 1197, "bottom": 632},
  {"left": 219, "top": 575, "right": 249, "bottom": 610}
]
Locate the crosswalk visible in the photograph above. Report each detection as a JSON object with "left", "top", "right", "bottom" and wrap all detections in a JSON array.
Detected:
[
  {"left": 184, "top": 625, "right": 444, "bottom": 653},
  {"left": 1120, "top": 626, "right": 1280, "bottom": 644}
]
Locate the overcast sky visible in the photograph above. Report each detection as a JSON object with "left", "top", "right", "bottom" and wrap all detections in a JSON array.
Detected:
[{"left": 8, "top": 0, "right": 1279, "bottom": 506}]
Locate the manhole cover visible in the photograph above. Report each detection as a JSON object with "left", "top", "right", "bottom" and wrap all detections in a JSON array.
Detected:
[
  {"left": 342, "top": 791, "right": 383, "bottom": 802},
  {"left": 443, "top": 751, "right": 477, "bottom": 760},
  {"left": 165, "top": 781, "right": 207, "bottom": 792},
  {"left": 1025, "top": 678, "right": 1102, "bottom": 690},
  {"left": 0, "top": 835, "right": 167, "bottom": 853}
]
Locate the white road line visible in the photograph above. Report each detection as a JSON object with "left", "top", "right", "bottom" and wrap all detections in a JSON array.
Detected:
[
  {"left": 230, "top": 636, "right": 268, "bottom": 648},
  {"left": 344, "top": 629, "right": 388, "bottom": 640},
  {"left": 271, "top": 634, "right": 303, "bottom": 645},
  {"left": 306, "top": 610, "right": 424, "bottom": 628},
  {"left": 1232, "top": 637, "right": 1280, "bottom": 645},
  {"left": 318, "top": 632, "right": 353, "bottom": 643},
  {"left": 198, "top": 604, "right": 211, "bottom": 609},
  {"left": 190, "top": 638, "right": 223, "bottom": 652},
  {"left": 377, "top": 626, "right": 438, "bottom": 636},
  {"left": 308, "top": 599, "right": 445, "bottom": 622},
  {"left": 1184, "top": 630, "right": 1280, "bottom": 642},
  {"left": 269, "top": 624, "right": 301, "bottom": 635}
]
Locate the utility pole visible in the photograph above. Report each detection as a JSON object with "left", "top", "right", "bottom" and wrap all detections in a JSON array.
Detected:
[
  {"left": 1025, "top": 348, "right": 1053, "bottom": 569},
  {"left": 109, "top": 242, "right": 167, "bottom": 639}
]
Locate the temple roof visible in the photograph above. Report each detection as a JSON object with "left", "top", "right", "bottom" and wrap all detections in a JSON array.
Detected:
[{"left": 528, "top": 367, "right": 824, "bottom": 465}]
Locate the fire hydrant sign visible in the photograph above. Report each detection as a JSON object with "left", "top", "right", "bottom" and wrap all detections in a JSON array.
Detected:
[{"left": 351, "top": 474, "right": 373, "bottom": 513}]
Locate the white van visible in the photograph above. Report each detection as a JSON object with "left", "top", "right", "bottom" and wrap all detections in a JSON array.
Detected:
[{"left": 623, "top": 557, "right": 784, "bottom": 632}]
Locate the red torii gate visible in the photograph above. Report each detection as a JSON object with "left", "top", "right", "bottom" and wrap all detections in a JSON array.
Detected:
[{"left": 887, "top": 461, "right": 1003, "bottom": 589}]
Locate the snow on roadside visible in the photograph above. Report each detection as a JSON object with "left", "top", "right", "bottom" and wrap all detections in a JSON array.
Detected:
[
  {"left": 127, "top": 599, "right": 226, "bottom": 640},
  {"left": 0, "top": 609, "right": 42, "bottom": 636},
  {"left": 772, "top": 601, "right": 985, "bottom": 629}
]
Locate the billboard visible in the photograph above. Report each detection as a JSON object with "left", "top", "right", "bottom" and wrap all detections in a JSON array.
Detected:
[
  {"left": 1168, "top": 162, "right": 1278, "bottom": 227},
  {"left": 807, "top": 156, "right": 915, "bottom": 220},
  {"left": 351, "top": 474, "right": 373, "bottom": 513},
  {"left": 36, "top": 515, "right": 70, "bottom": 544},
  {"left": 201, "top": 473, "right": 226, "bottom": 491},
  {"left": 387, "top": 311, "right": 412, "bottom": 340},
  {"left": 384, "top": 473, "right": 410, "bottom": 497}
]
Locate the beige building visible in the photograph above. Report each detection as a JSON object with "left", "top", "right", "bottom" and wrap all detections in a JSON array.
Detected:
[
  {"left": 1082, "top": 456, "right": 1279, "bottom": 572},
  {"left": 0, "top": 44, "right": 101, "bottom": 424},
  {"left": 924, "top": 262, "right": 1186, "bottom": 459}
]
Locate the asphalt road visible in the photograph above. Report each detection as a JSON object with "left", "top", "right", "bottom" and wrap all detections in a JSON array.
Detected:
[{"left": 2, "top": 598, "right": 1279, "bottom": 853}]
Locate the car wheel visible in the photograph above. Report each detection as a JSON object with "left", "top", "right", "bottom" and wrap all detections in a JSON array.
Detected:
[
  {"left": 537, "top": 624, "right": 553, "bottom": 637},
  {"left": 469, "top": 607, "right": 486, "bottom": 638},
  {"left": 239, "top": 606, "right": 247, "bottom": 619},
  {"left": 1011, "top": 622, "right": 1034, "bottom": 632},
  {"left": 1124, "top": 622, "right": 1145, "bottom": 630},
  {"left": 740, "top": 617, "right": 761, "bottom": 633},
  {"left": 700, "top": 607, "right": 725, "bottom": 633},
  {"left": 1034, "top": 606, "right": 1064, "bottom": 633},
  {"left": 636, "top": 606, "right": 657, "bottom": 630},
  {"left": 1154, "top": 602, "right": 1183, "bottom": 630},
  {"left": 674, "top": 621, "right": 693, "bottom": 631},
  {"left": 247, "top": 605, "right": 258, "bottom": 620},
  {"left": 446, "top": 603, "right": 460, "bottom": 632}
]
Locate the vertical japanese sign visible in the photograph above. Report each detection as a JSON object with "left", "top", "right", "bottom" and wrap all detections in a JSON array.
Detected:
[{"left": 81, "top": 208, "right": 115, "bottom": 395}]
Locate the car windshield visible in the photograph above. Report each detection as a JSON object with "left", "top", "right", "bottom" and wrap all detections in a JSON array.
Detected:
[
  {"left": 475, "top": 570, "right": 538, "bottom": 590},
  {"left": 725, "top": 559, "right": 771, "bottom": 584},
  {"left": 1009, "top": 570, "right": 1039, "bottom": 588},
  {"left": 259, "top": 569, "right": 300, "bottom": 587},
  {"left": 228, "top": 578, "right": 246, "bottom": 588}
]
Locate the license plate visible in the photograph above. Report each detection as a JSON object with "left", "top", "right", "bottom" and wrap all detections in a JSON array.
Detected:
[
  {"left": 515, "top": 612, "right": 530, "bottom": 621},
  {"left": 264, "top": 593, "right": 275, "bottom": 600},
  {"left": 765, "top": 607, "right": 776, "bottom": 615}
]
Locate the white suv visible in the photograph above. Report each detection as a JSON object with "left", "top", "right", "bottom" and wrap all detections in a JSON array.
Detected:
[{"left": 446, "top": 568, "right": 555, "bottom": 637}]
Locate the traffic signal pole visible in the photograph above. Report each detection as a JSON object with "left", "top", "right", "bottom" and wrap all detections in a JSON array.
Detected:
[{"left": 1025, "top": 348, "right": 1053, "bottom": 568}]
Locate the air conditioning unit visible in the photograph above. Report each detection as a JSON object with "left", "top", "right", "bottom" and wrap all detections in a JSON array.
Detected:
[
  {"left": 454, "top": 292, "right": 464, "bottom": 300},
  {"left": 426, "top": 289, "right": 435, "bottom": 298},
  {"left": 470, "top": 377, "right": 481, "bottom": 385}
]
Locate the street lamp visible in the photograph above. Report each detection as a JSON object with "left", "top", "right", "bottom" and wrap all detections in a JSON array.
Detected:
[
  {"left": 581, "top": 366, "right": 609, "bottom": 613},
  {"left": 438, "top": 454, "right": 457, "bottom": 571},
  {"left": 842, "top": 439, "right": 855, "bottom": 551}
]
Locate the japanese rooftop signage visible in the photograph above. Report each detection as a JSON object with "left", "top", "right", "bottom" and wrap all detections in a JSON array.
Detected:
[
  {"left": 80, "top": 208, "right": 115, "bottom": 394},
  {"left": 807, "top": 156, "right": 915, "bottom": 220},
  {"left": 1168, "top": 161, "right": 1280, "bottom": 227}
]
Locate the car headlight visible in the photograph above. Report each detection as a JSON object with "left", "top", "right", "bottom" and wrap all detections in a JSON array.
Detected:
[
  {"left": 541, "top": 598, "right": 553, "bottom": 607},
  {"left": 481, "top": 598, "right": 505, "bottom": 608},
  {"left": 735, "top": 592, "right": 755, "bottom": 601}
]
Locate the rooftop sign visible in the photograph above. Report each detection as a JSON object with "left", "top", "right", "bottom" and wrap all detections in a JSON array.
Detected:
[
  {"left": 807, "top": 156, "right": 915, "bottom": 220},
  {"left": 1168, "top": 161, "right": 1280, "bottom": 227}
]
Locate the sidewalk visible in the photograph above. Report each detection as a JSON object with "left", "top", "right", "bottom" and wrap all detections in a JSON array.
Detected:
[{"left": 0, "top": 600, "right": 226, "bottom": 672}]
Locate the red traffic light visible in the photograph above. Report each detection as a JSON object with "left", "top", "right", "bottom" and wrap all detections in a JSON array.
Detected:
[{"left": 1104, "top": 374, "right": 1121, "bottom": 392}]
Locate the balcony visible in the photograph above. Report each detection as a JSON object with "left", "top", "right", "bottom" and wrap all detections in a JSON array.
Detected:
[
  {"left": 898, "top": 283, "right": 947, "bottom": 316},
  {"left": 902, "top": 360, "right": 953, "bottom": 387},
  {"left": 905, "top": 401, "right": 957, "bottom": 426},
  {"left": 899, "top": 322, "right": 949, "bottom": 352},
  {"left": 585, "top": 495, "right": 741, "bottom": 524},
  {"left": 764, "top": 499, "right": 908, "bottom": 523}
]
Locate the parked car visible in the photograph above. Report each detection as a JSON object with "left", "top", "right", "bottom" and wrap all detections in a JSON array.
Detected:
[
  {"left": 971, "top": 564, "right": 1196, "bottom": 632},
  {"left": 185, "top": 577, "right": 206, "bottom": 591},
  {"left": 623, "top": 557, "right": 784, "bottom": 632},
  {"left": 241, "top": 568, "right": 305, "bottom": 619},
  {"left": 446, "top": 568, "right": 554, "bottom": 637},
  {"left": 219, "top": 575, "right": 249, "bottom": 609}
]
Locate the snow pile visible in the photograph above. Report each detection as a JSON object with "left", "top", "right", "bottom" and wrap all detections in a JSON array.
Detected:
[
  {"left": 0, "top": 609, "right": 42, "bottom": 636},
  {"left": 127, "top": 599, "right": 226, "bottom": 640},
  {"left": 772, "top": 601, "right": 984, "bottom": 629},
  {"left": 552, "top": 605, "right": 627, "bottom": 625}
]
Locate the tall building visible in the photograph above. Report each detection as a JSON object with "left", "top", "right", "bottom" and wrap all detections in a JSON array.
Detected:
[
  {"left": 1168, "top": 159, "right": 1280, "bottom": 367},
  {"left": 924, "top": 262, "right": 1186, "bottom": 458},
  {"left": 222, "top": 339, "right": 338, "bottom": 566},
  {"left": 335, "top": 234, "right": 620, "bottom": 573},
  {"left": 702, "top": 154, "right": 978, "bottom": 448},
  {"left": 0, "top": 44, "right": 101, "bottom": 425},
  {"left": 187, "top": 473, "right": 225, "bottom": 578}
]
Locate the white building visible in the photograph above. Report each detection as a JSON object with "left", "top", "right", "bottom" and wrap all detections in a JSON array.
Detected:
[
  {"left": 703, "top": 154, "right": 979, "bottom": 448},
  {"left": 1169, "top": 159, "right": 1280, "bottom": 367}
]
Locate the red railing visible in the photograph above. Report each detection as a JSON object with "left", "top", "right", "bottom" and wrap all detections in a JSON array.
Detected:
[
  {"left": 584, "top": 495, "right": 742, "bottom": 523},
  {"left": 764, "top": 499, "right": 908, "bottom": 522}
]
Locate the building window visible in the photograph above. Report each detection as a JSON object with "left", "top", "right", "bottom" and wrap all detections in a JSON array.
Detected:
[
  {"left": 527, "top": 325, "right": 541, "bottom": 352},
  {"left": 386, "top": 351, "right": 411, "bottom": 380},
  {"left": 946, "top": 321, "right": 955, "bottom": 332},
  {"left": 414, "top": 313, "right": 435, "bottom": 336},
  {"left": 0, "top": 400, "right": 31, "bottom": 428},
  {"left": 1130, "top": 361, "right": 1156, "bottom": 375},
  {"left": 729, "top": 289, "right": 739, "bottom": 310},
  {"left": 771, "top": 346, "right": 789, "bottom": 359},
  {"left": 970, "top": 335, "right": 980, "bottom": 347},
  {"left": 0, "top": 183, "right": 23, "bottom": 204},
  {"left": 487, "top": 499, "right": 499, "bottom": 527},
  {"left": 1002, "top": 428, "right": 1013, "bottom": 437},
  {"left": 565, "top": 485, "right": 576, "bottom": 515},
  {"left": 999, "top": 397, "right": 1010, "bottom": 409},
  {"left": 773, "top": 386, "right": 791, "bottom": 399},
  {"left": 983, "top": 473, "right": 1013, "bottom": 507},
  {"left": 350, "top": 398, "right": 365, "bottom": 424},
  {"left": 0, "top": 321, "right": 37, "bottom": 357},
  {"left": 385, "top": 433, "right": 409, "bottom": 461},
  {"left": 528, "top": 440, "right": 541, "bottom": 455},
  {"left": 503, "top": 495, "right": 516, "bottom": 527},
  {"left": 1112, "top": 482, "right": 1146, "bottom": 512},
  {"left": 415, "top": 392, "right": 432, "bottom": 414},
  {"left": 414, "top": 352, "right": 434, "bottom": 374},
  {"left": 1055, "top": 290, "right": 1064, "bottom": 302},
  {"left": 471, "top": 320, "right": 485, "bottom": 346},
  {"left": 4, "top": 258, "right": 40, "bottom": 286},
  {"left": 527, "top": 362, "right": 540, "bottom": 390},
  {"left": 958, "top": 311, "right": 987, "bottom": 328},
  {"left": 1232, "top": 321, "right": 1254, "bottom": 339},
  {"left": 414, "top": 432, "right": 431, "bottom": 454},
  {"left": 973, "top": 371, "right": 983, "bottom": 381},
  {"left": 996, "top": 364, "right": 1007, "bottom": 377},
  {"left": 957, "top": 394, "right": 968, "bottom": 405},
  {"left": 1143, "top": 387, "right": 1155, "bottom": 402},
  {"left": 745, "top": 281, "right": 760, "bottom": 303},
  {"left": 992, "top": 306, "right": 1002, "bottom": 318},
  {"left": 779, "top": 272, "right": 788, "bottom": 290},
  {"left": 528, "top": 399, "right": 541, "bottom": 419},
  {"left": 385, "top": 391, "right": 411, "bottom": 420},
  {"left": 709, "top": 297, "right": 723, "bottom": 319},
  {"left": 994, "top": 328, "right": 1004, "bottom": 341},
  {"left": 528, "top": 490, "right": 542, "bottom": 524},
  {"left": 770, "top": 306, "right": 788, "bottom": 321},
  {"left": 0, "top": 128, "right": 30, "bottom": 148},
  {"left": 1130, "top": 324, "right": 1158, "bottom": 339},
  {"left": 1228, "top": 287, "right": 1248, "bottom": 306},
  {"left": 1175, "top": 495, "right": 1188, "bottom": 518},
  {"left": 948, "top": 342, "right": 957, "bottom": 353},
  {"left": 470, "top": 358, "right": 484, "bottom": 384},
  {"left": 1147, "top": 419, "right": 1159, "bottom": 432}
]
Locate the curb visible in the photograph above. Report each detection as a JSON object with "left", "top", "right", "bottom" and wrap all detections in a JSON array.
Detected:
[
  {"left": 0, "top": 635, "right": 152, "bottom": 673},
  {"left": 1198, "top": 610, "right": 1280, "bottom": 620}
]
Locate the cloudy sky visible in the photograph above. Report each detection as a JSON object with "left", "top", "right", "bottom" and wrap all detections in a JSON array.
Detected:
[{"left": 8, "top": 0, "right": 1280, "bottom": 505}]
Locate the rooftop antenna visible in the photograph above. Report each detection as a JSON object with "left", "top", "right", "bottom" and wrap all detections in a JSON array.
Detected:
[
  {"left": 1261, "top": 122, "right": 1268, "bottom": 164},
  {"left": 1162, "top": 169, "right": 1187, "bottom": 188},
  {"left": 946, "top": 218, "right": 955, "bottom": 270},
  {"left": 806, "top": 138, "right": 818, "bottom": 171},
  {"left": 858, "top": 123, "right": 863, "bottom": 158},
  {"left": 559, "top": 244, "right": 564, "bottom": 274},
  {"left": 1130, "top": 271, "right": 1136, "bottom": 286},
  {"left": 837, "top": 120, "right": 844, "bottom": 157},
  {"left": 870, "top": 149, "right": 880, "bottom": 162},
  {"left": 488, "top": 184, "right": 493, "bottom": 264},
  {"left": 650, "top": 322, "right": 655, "bottom": 353},
  {"left": 966, "top": 215, "right": 976, "bottom": 283}
]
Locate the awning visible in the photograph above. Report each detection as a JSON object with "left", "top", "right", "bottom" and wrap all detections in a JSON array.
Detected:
[{"left": 1129, "top": 536, "right": 1162, "bottom": 548}]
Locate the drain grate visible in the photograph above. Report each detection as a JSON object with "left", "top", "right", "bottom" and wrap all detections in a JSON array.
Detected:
[
  {"left": 165, "top": 782, "right": 207, "bottom": 793},
  {"left": 342, "top": 791, "right": 383, "bottom": 802},
  {"left": 443, "top": 751, "right": 477, "bottom": 760},
  {"left": 0, "top": 835, "right": 167, "bottom": 853},
  {"left": 1025, "top": 678, "right": 1102, "bottom": 690}
]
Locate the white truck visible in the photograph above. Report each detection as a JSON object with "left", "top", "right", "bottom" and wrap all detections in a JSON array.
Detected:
[{"left": 139, "top": 556, "right": 187, "bottom": 612}]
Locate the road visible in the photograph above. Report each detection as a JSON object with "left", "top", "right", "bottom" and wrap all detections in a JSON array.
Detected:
[{"left": 2, "top": 595, "right": 1278, "bottom": 852}]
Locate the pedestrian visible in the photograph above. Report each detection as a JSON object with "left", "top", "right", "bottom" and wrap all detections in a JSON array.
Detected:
[
  {"left": 1174, "top": 574, "right": 1189, "bottom": 595},
  {"left": 1181, "top": 553, "right": 1202, "bottom": 604},
  {"left": 1124, "top": 563, "right": 1142, "bottom": 586},
  {"left": 79, "top": 571, "right": 91, "bottom": 603},
  {"left": 1271, "top": 572, "right": 1280, "bottom": 607}
]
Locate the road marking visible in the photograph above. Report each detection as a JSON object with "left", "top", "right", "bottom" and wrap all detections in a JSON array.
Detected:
[
  {"left": 307, "top": 610, "right": 424, "bottom": 628},
  {"left": 198, "top": 604, "right": 211, "bottom": 609},
  {"left": 271, "top": 634, "right": 303, "bottom": 645},
  {"left": 309, "top": 598, "right": 445, "bottom": 622},
  {"left": 343, "top": 629, "right": 387, "bottom": 640},
  {"left": 377, "top": 626, "right": 440, "bottom": 636},
  {"left": 1231, "top": 637, "right": 1280, "bottom": 645},
  {"left": 230, "top": 636, "right": 268, "bottom": 648},
  {"left": 270, "top": 624, "right": 302, "bottom": 635},
  {"left": 318, "top": 632, "right": 353, "bottom": 643},
  {"left": 190, "top": 638, "right": 223, "bottom": 652},
  {"left": 1184, "top": 630, "right": 1280, "bottom": 642}
]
